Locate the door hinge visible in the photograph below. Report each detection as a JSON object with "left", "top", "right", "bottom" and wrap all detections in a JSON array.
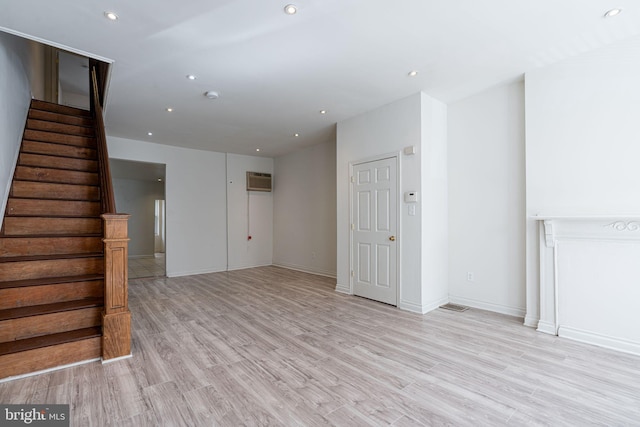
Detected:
[
  {"left": 351, "top": 223, "right": 355, "bottom": 230},
  {"left": 351, "top": 270, "right": 355, "bottom": 277},
  {"left": 350, "top": 176, "right": 355, "bottom": 183}
]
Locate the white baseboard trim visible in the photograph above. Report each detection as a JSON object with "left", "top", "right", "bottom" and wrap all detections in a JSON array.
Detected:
[
  {"left": 0, "top": 358, "right": 100, "bottom": 384},
  {"left": 226, "top": 262, "right": 273, "bottom": 272},
  {"left": 398, "top": 300, "right": 424, "bottom": 313},
  {"left": 273, "top": 262, "right": 337, "bottom": 278},
  {"left": 167, "top": 266, "right": 227, "bottom": 278},
  {"left": 102, "top": 354, "right": 133, "bottom": 364},
  {"left": 423, "top": 296, "right": 450, "bottom": 314},
  {"left": 537, "top": 320, "right": 557, "bottom": 335},
  {"left": 449, "top": 295, "right": 526, "bottom": 318},
  {"left": 558, "top": 325, "right": 640, "bottom": 357},
  {"left": 335, "top": 283, "right": 352, "bottom": 294},
  {"left": 523, "top": 314, "right": 539, "bottom": 328}
]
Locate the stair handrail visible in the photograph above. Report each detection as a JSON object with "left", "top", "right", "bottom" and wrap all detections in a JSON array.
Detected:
[
  {"left": 90, "top": 67, "right": 116, "bottom": 214},
  {"left": 90, "top": 65, "right": 132, "bottom": 361}
]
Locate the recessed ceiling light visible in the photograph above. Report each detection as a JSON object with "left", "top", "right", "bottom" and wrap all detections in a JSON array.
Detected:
[
  {"left": 147, "top": 132, "right": 153, "bottom": 136},
  {"left": 166, "top": 108, "right": 173, "bottom": 112},
  {"left": 320, "top": 110, "right": 327, "bottom": 114},
  {"left": 294, "top": 133, "right": 300, "bottom": 137},
  {"left": 186, "top": 74, "right": 197, "bottom": 80},
  {"left": 157, "top": 178, "right": 162, "bottom": 182},
  {"left": 204, "top": 91, "right": 219, "bottom": 99},
  {"left": 256, "top": 148, "right": 261, "bottom": 152},
  {"left": 408, "top": 70, "right": 418, "bottom": 77},
  {"left": 284, "top": 4, "right": 297, "bottom": 15},
  {"left": 604, "top": 8, "right": 622, "bottom": 17},
  {"left": 104, "top": 11, "right": 118, "bottom": 21}
]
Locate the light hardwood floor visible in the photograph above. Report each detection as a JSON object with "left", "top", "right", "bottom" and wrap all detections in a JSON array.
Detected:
[{"left": 1, "top": 266, "right": 639, "bottom": 426}]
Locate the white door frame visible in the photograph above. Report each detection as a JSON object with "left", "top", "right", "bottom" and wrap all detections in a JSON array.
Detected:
[{"left": 348, "top": 152, "right": 402, "bottom": 304}]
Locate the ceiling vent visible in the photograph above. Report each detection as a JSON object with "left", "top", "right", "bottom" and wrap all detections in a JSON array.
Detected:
[{"left": 246, "top": 172, "right": 272, "bottom": 192}]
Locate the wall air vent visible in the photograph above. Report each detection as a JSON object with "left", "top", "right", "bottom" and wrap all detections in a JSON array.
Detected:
[{"left": 246, "top": 172, "right": 272, "bottom": 192}]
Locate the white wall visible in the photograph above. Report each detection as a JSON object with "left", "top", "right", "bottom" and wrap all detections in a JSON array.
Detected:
[
  {"left": 524, "top": 34, "right": 640, "bottom": 324},
  {"left": 108, "top": 136, "right": 228, "bottom": 277},
  {"left": 525, "top": 37, "right": 640, "bottom": 320},
  {"left": 113, "top": 178, "right": 164, "bottom": 257},
  {"left": 273, "top": 140, "right": 337, "bottom": 277},
  {"left": 336, "top": 92, "right": 448, "bottom": 313},
  {"left": 420, "top": 92, "right": 449, "bottom": 311},
  {"left": 448, "top": 81, "right": 526, "bottom": 317},
  {"left": 0, "top": 32, "right": 35, "bottom": 223},
  {"left": 226, "top": 154, "right": 274, "bottom": 270}
]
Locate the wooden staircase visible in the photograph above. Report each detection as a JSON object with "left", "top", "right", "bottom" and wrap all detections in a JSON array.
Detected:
[{"left": 0, "top": 100, "right": 106, "bottom": 378}]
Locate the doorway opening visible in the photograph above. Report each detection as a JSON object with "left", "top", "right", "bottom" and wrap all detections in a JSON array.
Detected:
[{"left": 110, "top": 158, "right": 167, "bottom": 279}]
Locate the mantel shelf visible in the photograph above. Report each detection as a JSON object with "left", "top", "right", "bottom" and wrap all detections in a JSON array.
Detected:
[{"left": 531, "top": 214, "right": 640, "bottom": 221}]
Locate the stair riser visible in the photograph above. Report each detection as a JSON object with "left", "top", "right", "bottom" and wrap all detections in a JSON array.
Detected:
[
  {"left": 15, "top": 166, "right": 99, "bottom": 185},
  {"left": 0, "top": 257, "right": 104, "bottom": 282},
  {"left": 19, "top": 153, "right": 98, "bottom": 172},
  {"left": 0, "top": 337, "right": 101, "bottom": 379},
  {"left": 11, "top": 181, "right": 100, "bottom": 201},
  {"left": 0, "top": 281, "right": 103, "bottom": 310},
  {"left": 1, "top": 217, "right": 102, "bottom": 236},
  {"left": 31, "top": 100, "right": 92, "bottom": 117},
  {"left": 28, "top": 110, "right": 94, "bottom": 127},
  {"left": 0, "top": 237, "right": 102, "bottom": 257},
  {"left": 22, "top": 140, "right": 97, "bottom": 160},
  {"left": 6, "top": 199, "right": 100, "bottom": 217},
  {"left": 0, "top": 307, "right": 102, "bottom": 342},
  {"left": 27, "top": 119, "right": 95, "bottom": 137},
  {"left": 23, "top": 130, "right": 96, "bottom": 148}
]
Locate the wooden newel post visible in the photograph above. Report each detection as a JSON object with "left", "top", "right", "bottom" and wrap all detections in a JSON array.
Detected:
[{"left": 101, "top": 213, "right": 132, "bottom": 361}]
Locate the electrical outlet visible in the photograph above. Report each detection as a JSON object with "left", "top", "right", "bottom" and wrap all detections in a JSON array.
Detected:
[{"left": 467, "top": 272, "right": 474, "bottom": 282}]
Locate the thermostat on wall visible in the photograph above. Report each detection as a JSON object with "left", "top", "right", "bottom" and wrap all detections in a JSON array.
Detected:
[{"left": 404, "top": 191, "right": 418, "bottom": 203}]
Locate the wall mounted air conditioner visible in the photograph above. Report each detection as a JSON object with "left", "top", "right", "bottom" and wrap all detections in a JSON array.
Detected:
[{"left": 246, "top": 172, "right": 272, "bottom": 192}]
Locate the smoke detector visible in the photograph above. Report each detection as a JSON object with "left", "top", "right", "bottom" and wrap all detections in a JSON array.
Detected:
[{"left": 204, "top": 91, "right": 219, "bottom": 99}]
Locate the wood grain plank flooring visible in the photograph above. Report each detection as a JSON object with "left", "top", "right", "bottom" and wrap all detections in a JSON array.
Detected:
[{"left": 1, "top": 266, "right": 639, "bottom": 426}]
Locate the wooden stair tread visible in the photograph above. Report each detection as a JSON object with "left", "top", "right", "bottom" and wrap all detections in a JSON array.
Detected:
[
  {"left": 23, "top": 130, "right": 96, "bottom": 148},
  {"left": 10, "top": 181, "right": 100, "bottom": 201},
  {"left": 22, "top": 140, "right": 97, "bottom": 160},
  {"left": 6, "top": 198, "right": 101, "bottom": 217},
  {"left": 0, "top": 274, "right": 104, "bottom": 290},
  {"left": 0, "top": 298, "right": 103, "bottom": 322},
  {"left": 0, "top": 233, "right": 101, "bottom": 239},
  {"left": 18, "top": 152, "right": 98, "bottom": 172},
  {"left": 31, "top": 100, "right": 92, "bottom": 117},
  {"left": 27, "top": 119, "right": 95, "bottom": 136},
  {"left": 14, "top": 165, "right": 99, "bottom": 186},
  {"left": 0, "top": 252, "right": 103, "bottom": 263},
  {"left": 28, "top": 109, "right": 94, "bottom": 127},
  {"left": 0, "top": 327, "right": 101, "bottom": 357}
]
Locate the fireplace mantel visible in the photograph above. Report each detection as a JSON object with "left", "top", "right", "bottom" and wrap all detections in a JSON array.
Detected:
[{"left": 530, "top": 214, "right": 640, "bottom": 355}]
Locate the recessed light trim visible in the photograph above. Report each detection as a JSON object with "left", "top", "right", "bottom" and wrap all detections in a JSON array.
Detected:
[
  {"left": 104, "top": 11, "right": 119, "bottom": 21},
  {"left": 166, "top": 108, "right": 173, "bottom": 112},
  {"left": 294, "top": 133, "right": 300, "bottom": 137},
  {"left": 284, "top": 4, "right": 297, "bottom": 15},
  {"left": 147, "top": 132, "right": 153, "bottom": 136},
  {"left": 408, "top": 70, "right": 418, "bottom": 77},
  {"left": 605, "top": 8, "right": 622, "bottom": 17},
  {"left": 186, "top": 74, "right": 197, "bottom": 80},
  {"left": 320, "top": 110, "right": 327, "bottom": 114},
  {"left": 256, "top": 148, "right": 261, "bottom": 152},
  {"left": 204, "top": 91, "right": 219, "bottom": 99}
]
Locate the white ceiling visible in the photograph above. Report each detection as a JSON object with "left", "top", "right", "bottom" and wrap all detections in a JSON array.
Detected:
[{"left": 1, "top": 0, "right": 639, "bottom": 157}]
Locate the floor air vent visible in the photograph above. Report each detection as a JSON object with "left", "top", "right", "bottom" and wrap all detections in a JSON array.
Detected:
[{"left": 439, "top": 303, "right": 469, "bottom": 312}]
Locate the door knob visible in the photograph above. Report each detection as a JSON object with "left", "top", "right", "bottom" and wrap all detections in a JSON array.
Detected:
[{"left": 389, "top": 236, "right": 396, "bottom": 241}]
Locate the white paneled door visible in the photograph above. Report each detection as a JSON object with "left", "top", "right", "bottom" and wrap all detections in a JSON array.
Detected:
[{"left": 352, "top": 157, "right": 397, "bottom": 305}]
